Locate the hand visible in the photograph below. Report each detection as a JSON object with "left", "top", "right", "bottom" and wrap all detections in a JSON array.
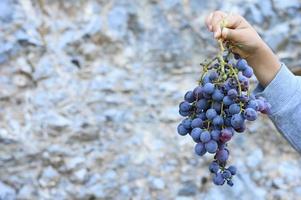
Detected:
[{"left": 205, "top": 11, "right": 281, "bottom": 87}]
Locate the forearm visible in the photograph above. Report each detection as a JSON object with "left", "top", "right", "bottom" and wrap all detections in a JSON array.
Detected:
[
  {"left": 246, "top": 41, "right": 281, "bottom": 87},
  {"left": 254, "top": 64, "right": 301, "bottom": 153}
]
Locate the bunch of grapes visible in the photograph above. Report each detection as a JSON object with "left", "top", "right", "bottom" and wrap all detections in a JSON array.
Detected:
[{"left": 177, "top": 44, "right": 271, "bottom": 186}]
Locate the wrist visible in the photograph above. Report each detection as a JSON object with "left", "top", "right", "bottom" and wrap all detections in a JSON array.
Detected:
[{"left": 246, "top": 41, "right": 281, "bottom": 87}]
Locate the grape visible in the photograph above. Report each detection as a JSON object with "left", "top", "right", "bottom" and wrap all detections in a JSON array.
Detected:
[
  {"left": 247, "top": 100, "right": 258, "bottom": 111},
  {"left": 177, "top": 43, "right": 269, "bottom": 187},
  {"left": 200, "top": 130, "right": 211, "bottom": 143},
  {"left": 205, "top": 140, "right": 218, "bottom": 153},
  {"left": 244, "top": 108, "right": 257, "bottom": 121},
  {"left": 206, "top": 108, "right": 217, "bottom": 120},
  {"left": 197, "top": 112, "right": 207, "bottom": 120},
  {"left": 177, "top": 124, "right": 188, "bottom": 136},
  {"left": 203, "top": 83, "right": 215, "bottom": 94},
  {"left": 223, "top": 96, "right": 234, "bottom": 106},
  {"left": 236, "top": 59, "right": 248, "bottom": 71},
  {"left": 209, "top": 161, "right": 219, "bottom": 173},
  {"left": 196, "top": 99, "right": 209, "bottom": 110},
  {"left": 220, "top": 128, "right": 233, "bottom": 142},
  {"left": 179, "top": 101, "right": 192, "bottom": 112},
  {"left": 227, "top": 180, "right": 234, "bottom": 186},
  {"left": 191, "top": 128, "right": 202, "bottom": 142},
  {"left": 209, "top": 71, "right": 219, "bottom": 81},
  {"left": 211, "top": 130, "right": 221, "bottom": 141},
  {"left": 212, "top": 102, "right": 222, "bottom": 113},
  {"left": 213, "top": 116, "right": 224, "bottom": 127},
  {"left": 195, "top": 143, "right": 206, "bottom": 156},
  {"left": 179, "top": 110, "right": 191, "bottom": 117},
  {"left": 228, "top": 166, "right": 237, "bottom": 175},
  {"left": 231, "top": 114, "right": 244, "bottom": 129},
  {"left": 191, "top": 118, "right": 203, "bottom": 128},
  {"left": 222, "top": 169, "right": 232, "bottom": 179},
  {"left": 212, "top": 89, "right": 224, "bottom": 102},
  {"left": 213, "top": 173, "right": 225, "bottom": 185},
  {"left": 227, "top": 89, "right": 238, "bottom": 99},
  {"left": 229, "top": 103, "right": 240, "bottom": 115},
  {"left": 182, "top": 118, "right": 192, "bottom": 130},
  {"left": 203, "top": 74, "right": 211, "bottom": 84},
  {"left": 216, "top": 148, "right": 229, "bottom": 163},
  {"left": 243, "top": 66, "right": 253, "bottom": 78},
  {"left": 193, "top": 86, "right": 203, "bottom": 99},
  {"left": 184, "top": 91, "right": 196, "bottom": 103}
]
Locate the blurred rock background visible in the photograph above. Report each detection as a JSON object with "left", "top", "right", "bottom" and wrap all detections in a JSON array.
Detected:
[{"left": 0, "top": 0, "right": 300, "bottom": 199}]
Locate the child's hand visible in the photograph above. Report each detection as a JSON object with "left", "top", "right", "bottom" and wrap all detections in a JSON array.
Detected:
[{"left": 205, "top": 11, "right": 281, "bottom": 87}]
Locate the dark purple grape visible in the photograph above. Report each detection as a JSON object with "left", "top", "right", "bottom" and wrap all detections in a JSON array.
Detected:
[
  {"left": 234, "top": 53, "right": 240, "bottom": 60},
  {"left": 179, "top": 101, "right": 192, "bottom": 112},
  {"left": 200, "top": 130, "right": 211, "bottom": 143},
  {"left": 213, "top": 173, "right": 225, "bottom": 185},
  {"left": 193, "top": 86, "right": 203, "bottom": 100},
  {"left": 212, "top": 102, "right": 222, "bottom": 113},
  {"left": 205, "top": 140, "right": 218, "bottom": 153},
  {"left": 234, "top": 122, "right": 246, "bottom": 133},
  {"left": 227, "top": 89, "right": 238, "bottom": 99},
  {"left": 206, "top": 108, "right": 217, "bottom": 120},
  {"left": 236, "top": 59, "right": 248, "bottom": 71},
  {"left": 247, "top": 100, "right": 258, "bottom": 111},
  {"left": 195, "top": 143, "right": 206, "bottom": 156},
  {"left": 243, "top": 66, "right": 253, "bottom": 78},
  {"left": 211, "top": 130, "right": 221, "bottom": 141},
  {"left": 209, "top": 161, "right": 219, "bottom": 173},
  {"left": 227, "top": 179, "right": 234, "bottom": 186},
  {"left": 177, "top": 124, "right": 189, "bottom": 136},
  {"left": 222, "top": 169, "right": 232, "bottom": 179},
  {"left": 203, "top": 83, "right": 215, "bottom": 94},
  {"left": 179, "top": 110, "right": 191, "bottom": 117},
  {"left": 228, "top": 166, "right": 237, "bottom": 175},
  {"left": 244, "top": 108, "right": 257, "bottom": 121},
  {"left": 203, "top": 74, "right": 211, "bottom": 84},
  {"left": 209, "top": 71, "right": 219, "bottom": 81},
  {"left": 213, "top": 115, "right": 224, "bottom": 127},
  {"left": 196, "top": 112, "right": 207, "bottom": 120},
  {"left": 196, "top": 99, "right": 209, "bottom": 110},
  {"left": 229, "top": 103, "right": 240, "bottom": 115},
  {"left": 231, "top": 114, "right": 245, "bottom": 129},
  {"left": 191, "top": 118, "right": 203, "bottom": 128},
  {"left": 220, "top": 128, "right": 233, "bottom": 142},
  {"left": 212, "top": 89, "right": 224, "bottom": 102},
  {"left": 216, "top": 148, "right": 229, "bottom": 163},
  {"left": 184, "top": 91, "right": 196, "bottom": 103},
  {"left": 182, "top": 118, "right": 192, "bottom": 130},
  {"left": 223, "top": 96, "right": 234, "bottom": 106},
  {"left": 191, "top": 128, "right": 202, "bottom": 142}
]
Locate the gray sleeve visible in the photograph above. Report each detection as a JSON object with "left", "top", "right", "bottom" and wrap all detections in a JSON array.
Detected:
[{"left": 253, "top": 63, "right": 301, "bottom": 153}]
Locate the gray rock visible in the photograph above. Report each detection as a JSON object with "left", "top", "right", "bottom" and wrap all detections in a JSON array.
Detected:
[
  {"left": 150, "top": 177, "right": 165, "bottom": 190},
  {"left": 107, "top": 6, "right": 128, "bottom": 39},
  {"left": 177, "top": 181, "right": 197, "bottom": 196},
  {"left": 273, "top": 0, "right": 300, "bottom": 10},
  {"left": 33, "top": 56, "right": 56, "bottom": 81},
  {"left": 0, "top": 0, "right": 14, "bottom": 23},
  {"left": 39, "top": 166, "right": 60, "bottom": 187},
  {"left": 0, "top": 182, "right": 16, "bottom": 200},
  {"left": 17, "top": 185, "right": 35, "bottom": 199},
  {"left": 264, "top": 23, "right": 290, "bottom": 51},
  {"left": 246, "top": 149, "right": 263, "bottom": 169}
]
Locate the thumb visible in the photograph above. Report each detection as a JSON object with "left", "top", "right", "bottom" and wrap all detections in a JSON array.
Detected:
[{"left": 221, "top": 28, "right": 240, "bottom": 42}]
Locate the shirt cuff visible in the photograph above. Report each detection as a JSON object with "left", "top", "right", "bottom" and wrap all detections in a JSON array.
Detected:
[{"left": 253, "top": 63, "right": 299, "bottom": 115}]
